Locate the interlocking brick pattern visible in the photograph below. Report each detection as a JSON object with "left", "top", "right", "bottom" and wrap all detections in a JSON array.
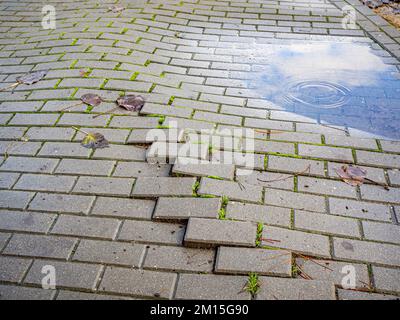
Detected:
[{"left": 0, "top": 0, "right": 399, "bottom": 300}]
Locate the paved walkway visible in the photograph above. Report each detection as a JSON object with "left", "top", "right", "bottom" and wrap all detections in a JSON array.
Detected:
[{"left": 0, "top": 0, "right": 399, "bottom": 300}]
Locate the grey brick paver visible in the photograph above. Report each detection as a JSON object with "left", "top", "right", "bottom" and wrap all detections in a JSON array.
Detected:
[
  {"left": 0, "top": 256, "right": 32, "bottom": 283},
  {"left": 0, "top": 285, "right": 54, "bottom": 300},
  {"left": 72, "top": 176, "right": 134, "bottom": 197},
  {"left": 0, "top": 210, "right": 55, "bottom": 233},
  {"left": 132, "top": 177, "right": 196, "bottom": 197},
  {"left": 91, "top": 197, "right": 155, "bottom": 220},
  {"left": 0, "top": 156, "right": 59, "bottom": 174},
  {"left": 372, "top": 266, "right": 400, "bottom": 293},
  {"left": 28, "top": 193, "right": 95, "bottom": 214}
]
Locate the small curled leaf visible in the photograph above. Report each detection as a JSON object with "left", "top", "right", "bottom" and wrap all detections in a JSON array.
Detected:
[
  {"left": 17, "top": 70, "right": 48, "bottom": 85},
  {"left": 117, "top": 94, "right": 145, "bottom": 111},
  {"left": 81, "top": 93, "right": 103, "bottom": 107},
  {"left": 109, "top": 5, "right": 125, "bottom": 13},
  {"left": 81, "top": 132, "right": 109, "bottom": 149}
]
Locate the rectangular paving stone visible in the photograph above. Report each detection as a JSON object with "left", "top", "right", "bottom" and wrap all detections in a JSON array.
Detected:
[
  {"left": 372, "top": 266, "right": 400, "bottom": 293},
  {"left": 0, "top": 256, "right": 32, "bottom": 283},
  {"left": 215, "top": 246, "right": 292, "bottom": 277},
  {"left": 236, "top": 168, "right": 294, "bottom": 190},
  {"left": 198, "top": 177, "right": 263, "bottom": 203},
  {"left": 0, "top": 210, "right": 55, "bottom": 233},
  {"left": 55, "top": 159, "right": 115, "bottom": 176},
  {"left": 360, "top": 184, "right": 400, "bottom": 204},
  {"left": 51, "top": 215, "right": 120, "bottom": 240},
  {"left": 29, "top": 192, "right": 95, "bottom": 214},
  {"left": 388, "top": 169, "right": 400, "bottom": 187},
  {"left": 356, "top": 150, "right": 400, "bottom": 169},
  {"left": 132, "top": 177, "right": 196, "bottom": 197},
  {"left": 298, "top": 176, "right": 357, "bottom": 199},
  {"left": 109, "top": 116, "right": 159, "bottom": 129},
  {"left": 299, "top": 144, "right": 354, "bottom": 162},
  {"left": 91, "top": 197, "right": 155, "bottom": 220},
  {"left": 24, "top": 260, "right": 102, "bottom": 291},
  {"left": 184, "top": 217, "right": 257, "bottom": 247},
  {"left": 295, "top": 210, "right": 360, "bottom": 237},
  {"left": 0, "top": 284, "right": 54, "bottom": 300},
  {"left": 39, "top": 142, "right": 91, "bottom": 158},
  {"left": 72, "top": 176, "right": 134, "bottom": 197},
  {"left": 380, "top": 140, "right": 400, "bottom": 153},
  {"left": 153, "top": 197, "right": 220, "bottom": 220},
  {"left": 118, "top": 220, "right": 186, "bottom": 245},
  {"left": 362, "top": 221, "right": 400, "bottom": 244},
  {"left": 92, "top": 144, "right": 146, "bottom": 161},
  {"left": 267, "top": 155, "right": 326, "bottom": 177},
  {"left": 4, "top": 234, "right": 76, "bottom": 259},
  {"left": 9, "top": 113, "right": 59, "bottom": 126},
  {"left": 175, "top": 274, "right": 250, "bottom": 300},
  {"left": 73, "top": 240, "right": 145, "bottom": 268},
  {"left": 264, "top": 188, "right": 326, "bottom": 213},
  {"left": 144, "top": 245, "right": 215, "bottom": 273},
  {"left": 0, "top": 141, "right": 42, "bottom": 157},
  {"left": 262, "top": 225, "right": 331, "bottom": 258},
  {"left": 0, "top": 156, "right": 59, "bottom": 173},
  {"left": 113, "top": 162, "right": 171, "bottom": 178},
  {"left": 14, "top": 174, "right": 76, "bottom": 192},
  {"left": 257, "top": 278, "right": 336, "bottom": 300},
  {"left": 0, "top": 172, "right": 19, "bottom": 189},
  {"left": 173, "top": 162, "right": 235, "bottom": 180},
  {"left": 333, "top": 237, "right": 400, "bottom": 267},
  {"left": 337, "top": 289, "right": 399, "bottom": 300},
  {"left": 295, "top": 258, "right": 370, "bottom": 288},
  {"left": 99, "top": 267, "right": 177, "bottom": 299},
  {"left": 0, "top": 190, "right": 34, "bottom": 210},
  {"left": 325, "top": 135, "right": 378, "bottom": 150},
  {"left": 226, "top": 202, "right": 291, "bottom": 227},
  {"left": 328, "top": 197, "right": 392, "bottom": 222},
  {"left": 57, "top": 113, "right": 110, "bottom": 127},
  {"left": 146, "top": 142, "right": 209, "bottom": 164},
  {"left": 26, "top": 127, "right": 75, "bottom": 141},
  {"left": 0, "top": 127, "right": 27, "bottom": 140}
]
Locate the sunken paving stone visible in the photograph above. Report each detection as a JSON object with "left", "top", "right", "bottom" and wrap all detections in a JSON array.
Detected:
[
  {"left": 132, "top": 177, "right": 196, "bottom": 197},
  {"left": 198, "top": 177, "right": 263, "bottom": 203},
  {"left": 0, "top": 256, "right": 32, "bottom": 283},
  {"left": 174, "top": 274, "right": 251, "bottom": 300},
  {"left": 337, "top": 289, "right": 399, "bottom": 300},
  {"left": 184, "top": 218, "right": 257, "bottom": 248},
  {"left": 99, "top": 267, "right": 177, "bottom": 299},
  {"left": 261, "top": 225, "right": 331, "bottom": 258},
  {"left": 215, "top": 246, "right": 292, "bottom": 277},
  {"left": 91, "top": 197, "right": 156, "bottom": 220},
  {"left": 372, "top": 266, "right": 400, "bottom": 293},
  {"left": 50, "top": 215, "right": 121, "bottom": 240},
  {"left": 256, "top": 278, "right": 336, "bottom": 300},
  {"left": 0, "top": 210, "right": 55, "bottom": 233},
  {"left": 24, "top": 260, "right": 102, "bottom": 291},
  {"left": 153, "top": 197, "right": 221, "bottom": 220},
  {"left": 294, "top": 210, "right": 361, "bottom": 237},
  {"left": 143, "top": 245, "right": 215, "bottom": 273},
  {"left": 3, "top": 234, "right": 77, "bottom": 259},
  {"left": 0, "top": 285, "right": 55, "bottom": 300},
  {"left": 295, "top": 258, "right": 370, "bottom": 288},
  {"left": 226, "top": 202, "right": 291, "bottom": 227},
  {"left": 72, "top": 240, "right": 145, "bottom": 268},
  {"left": 118, "top": 221, "right": 186, "bottom": 245},
  {"left": 333, "top": 238, "right": 400, "bottom": 267}
]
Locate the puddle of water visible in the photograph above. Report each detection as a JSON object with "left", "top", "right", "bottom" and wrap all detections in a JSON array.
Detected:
[{"left": 250, "top": 41, "right": 400, "bottom": 140}]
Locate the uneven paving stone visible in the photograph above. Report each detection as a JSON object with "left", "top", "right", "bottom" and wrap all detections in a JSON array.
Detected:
[
  {"left": 337, "top": 289, "right": 399, "bottom": 300},
  {"left": 0, "top": 285, "right": 54, "bottom": 300},
  {"left": 55, "top": 159, "right": 115, "bottom": 176},
  {"left": 198, "top": 177, "right": 263, "bottom": 203},
  {"left": 262, "top": 225, "right": 331, "bottom": 258},
  {"left": 72, "top": 176, "right": 134, "bottom": 197},
  {"left": 184, "top": 218, "right": 257, "bottom": 247},
  {"left": 3, "top": 234, "right": 77, "bottom": 259},
  {"left": 264, "top": 188, "right": 326, "bottom": 213},
  {"left": 236, "top": 169, "right": 294, "bottom": 190},
  {"left": 215, "top": 246, "right": 292, "bottom": 277},
  {"left": 14, "top": 174, "right": 76, "bottom": 193},
  {"left": 173, "top": 162, "right": 235, "bottom": 180},
  {"left": 295, "top": 210, "right": 360, "bottom": 237},
  {"left": 146, "top": 142, "right": 209, "bottom": 164},
  {"left": 295, "top": 258, "right": 370, "bottom": 288},
  {"left": 113, "top": 162, "right": 171, "bottom": 178},
  {"left": 118, "top": 220, "right": 186, "bottom": 245},
  {"left": 28, "top": 193, "right": 95, "bottom": 214},
  {"left": 24, "top": 260, "right": 102, "bottom": 291},
  {"left": 256, "top": 278, "right": 336, "bottom": 300},
  {"left": 144, "top": 245, "right": 215, "bottom": 273},
  {"left": 328, "top": 197, "right": 392, "bottom": 222},
  {"left": 226, "top": 202, "right": 291, "bottom": 227},
  {"left": 333, "top": 237, "right": 400, "bottom": 267},
  {"left": 153, "top": 197, "right": 220, "bottom": 220},
  {"left": 0, "top": 156, "right": 59, "bottom": 174},
  {"left": 0, "top": 210, "right": 55, "bottom": 233},
  {"left": 298, "top": 176, "right": 358, "bottom": 199},
  {"left": 267, "top": 155, "right": 326, "bottom": 176},
  {"left": 362, "top": 221, "right": 400, "bottom": 244},
  {"left": 91, "top": 197, "right": 155, "bottom": 220},
  {"left": 99, "top": 267, "right": 177, "bottom": 299},
  {"left": 73, "top": 240, "right": 145, "bottom": 268},
  {"left": 372, "top": 266, "right": 400, "bottom": 293},
  {"left": 0, "top": 256, "right": 32, "bottom": 283},
  {"left": 132, "top": 177, "right": 196, "bottom": 197},
  {"left": 51, "top": 215, "right": 120, "bottom": 240},
  {"left": 175, "top": 274, "right": 251, "bottom": 300},
  {"left": 0, "top": 190, "right": 34, "bottom": 210}
]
